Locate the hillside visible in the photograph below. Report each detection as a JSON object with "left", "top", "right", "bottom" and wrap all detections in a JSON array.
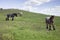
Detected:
[{"left": 0, "top": 9, "right": 60, "bottom": 40}]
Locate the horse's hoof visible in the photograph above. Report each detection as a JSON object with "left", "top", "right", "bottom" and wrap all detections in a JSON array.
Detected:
[{"left": 53, "top": 29, "right": 55, "bottom": 30}]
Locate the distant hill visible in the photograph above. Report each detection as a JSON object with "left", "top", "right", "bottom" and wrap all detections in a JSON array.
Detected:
[{"left": 0, "top": 9, "right": 60, "bottom": 40}]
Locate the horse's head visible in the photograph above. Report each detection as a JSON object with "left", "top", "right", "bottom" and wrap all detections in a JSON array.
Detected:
[
  {"left": 13, "top": 13, "right": 17, "bottom": 17},
  {"left": 18, "top": 12, "right": 23, "bottom": 16},
  {"left": 50, "top": 15, "right": 54, "bottom": 20}
]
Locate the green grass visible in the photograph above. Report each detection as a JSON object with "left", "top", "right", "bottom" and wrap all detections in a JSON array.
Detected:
[{"left": 0, "top": 9, "right": 60, "bottom": 40}]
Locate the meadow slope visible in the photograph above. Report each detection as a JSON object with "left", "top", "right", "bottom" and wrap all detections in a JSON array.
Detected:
[{"left": 0, "top": 9, "right": 60, "bottom": 40}]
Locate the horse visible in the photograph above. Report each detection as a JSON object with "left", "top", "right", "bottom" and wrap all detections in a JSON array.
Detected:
[
  {"left": 6, "top": 13, "right": 17, "bottom": 21},
  {"left": 18, "top": 12, "right": 23, "bottom": 16},
  {"left": 6, "top": 12, "right": 23, "bottom": 21},
  {"left": 45, "top": 16, "right": 55, "bottom": 30}
]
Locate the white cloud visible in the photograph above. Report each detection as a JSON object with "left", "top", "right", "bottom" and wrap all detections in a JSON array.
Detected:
[
  {"left": 21, "top": 0, "right": 51, "bottom": 11},
  {"left": 21, "top": 5, "right": 38, "bottom": 12},
  {"left": 20, "top": 0, "right": 60, "bottom": 16},
  {"left": 25, "top": 0, "right": 51, "bottom": 6},
  {"left": 40, "top": 6, "right": 60, "bottom": 16}
]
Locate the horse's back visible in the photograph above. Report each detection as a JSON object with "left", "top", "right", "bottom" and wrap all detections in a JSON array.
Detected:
[{"left": 7, "top": 13, "right": 14, "bottom": 17}]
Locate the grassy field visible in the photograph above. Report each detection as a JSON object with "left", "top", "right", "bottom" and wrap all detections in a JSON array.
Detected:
[{"left": 0, "top": 9, "right": 60, "bottom": 40}]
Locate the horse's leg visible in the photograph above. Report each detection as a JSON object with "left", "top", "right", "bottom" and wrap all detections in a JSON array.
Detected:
[
  {"left": 8, "top": 18, "right": 9, "bottom": 20},
  {"left": 6, "top": 17, "right": 9, "bottom": 21},
  {"left": 52, "top": 23, "right": 55, "bottom": 30},
  {"left": 12, "top": 17, "right": 14, "bottom": 21},
  {"left": 49, "top": 23, "right": 51, "bottom": 30},
  {"left": 46, "top": 23, "right": 48, "bottom": 29},
  {"left": 6, "top": 18, "right": 7, "bottom": 21}
]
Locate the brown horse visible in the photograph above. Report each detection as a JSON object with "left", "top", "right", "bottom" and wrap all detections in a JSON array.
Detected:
[{"left": 45, "top": 16, "right": 55, "bottom": 30}]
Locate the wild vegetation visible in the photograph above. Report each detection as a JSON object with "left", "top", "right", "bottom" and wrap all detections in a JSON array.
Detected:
[{"left": 0, "top": 9, "right": 60, "bottom": 40}]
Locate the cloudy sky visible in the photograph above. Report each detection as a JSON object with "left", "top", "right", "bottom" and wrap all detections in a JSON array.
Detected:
[{"left": 0, "top": 0, "right": 60, "bottom": 16}]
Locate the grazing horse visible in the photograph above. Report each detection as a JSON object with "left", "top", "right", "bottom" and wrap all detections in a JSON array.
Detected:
[
  {"left": 45, "top": 16, "right": 55, "bottom": 30},
  {"left": 6, "top": 13, "right": 18, "bottom": 21},
  {"left": 6, "top": 12, "right": 23, "bottom": 21},
  {"left": 18, "top": 12, "right": 23, "bottom": 16}
]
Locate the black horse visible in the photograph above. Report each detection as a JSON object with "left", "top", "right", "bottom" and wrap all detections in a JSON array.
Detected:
[
  {"left": 6, "top": 13, "right": 18, "bottom": 21},
  {"left": 6, "top": 12, "right": 23, "bottom": 21},
  {"left": 45, "top": 16, "right": 55, "bottom": 30}
]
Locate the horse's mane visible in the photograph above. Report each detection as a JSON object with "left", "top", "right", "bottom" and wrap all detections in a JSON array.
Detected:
[{"left": 49, "top": 16, "right": 54, "bottom": 20}]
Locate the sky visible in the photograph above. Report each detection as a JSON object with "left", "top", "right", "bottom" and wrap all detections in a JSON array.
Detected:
[{"left": 0, "top": 0, "right": 60, "bottom": 16}]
